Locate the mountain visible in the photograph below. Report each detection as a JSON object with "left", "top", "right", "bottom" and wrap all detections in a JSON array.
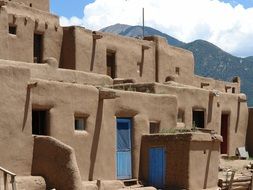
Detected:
[
  {"left": 100, "top": 23, "right": 185, "bottom": 47},
  {"left": 100, "top": 24, "right": 253, "bottom": 106},
  {"left": 181, "top": 40, "right": 253, "bottom": 107}
]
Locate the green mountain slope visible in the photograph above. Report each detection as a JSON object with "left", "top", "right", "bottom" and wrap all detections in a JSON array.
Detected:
[{"left": 100, "top": 24, "right": 253, "bottom": 106}]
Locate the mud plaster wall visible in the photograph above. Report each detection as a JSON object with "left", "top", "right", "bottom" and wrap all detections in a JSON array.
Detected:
[
  {"left": 32, "top": 136, "right": 83, "bottom": 190},
  {"left": 246, "top": 108, "right": 253, "bottom": 155},
  {"left": 61, "top": 27, "right": 156, "bottom": 82},
  {"left": 31, "top": 81, "right": 177, "bottom": 180},
  {"left": 193, "top": 75, "right": 240, "bottom": 94},
  {"left": 153, "top": 37, "right": 195, "bottom": 85},
  {"left": 0, "top": 59, "right": 113, "bottom": 86},
  {"left": 4, "top": 0, "right": 49, "bottom": 12},
  {"left": 140, "top": 134, "right": 220, "bottom": 190},
  {"left": 189, "top": 141, "right": 220, "bottom": 189},
  {"left": 92, "top": 91, "right": 177, "bottom": 180},
  {"left": 140, "top": 136, "right": 190, "bottom": 189},
  {"left": 0, "top": 65, "right": 33, "bottom": 175},
  {"left": 0, "top": 4, "right": 62, "bottom": 64},
  {"left": 31, "top": 80, "right": 99, "bottom": 180},
  {"left": 154, "top": 84, "right": 248, "bottom": 155}
]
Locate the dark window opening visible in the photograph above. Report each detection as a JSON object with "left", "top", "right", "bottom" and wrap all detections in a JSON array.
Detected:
[
  {"left": 149, "top": 121, "right": 160, "bottom": 134},
  {"left": 192, "top": 110, "right": 205, "bottom": 128},
  {"left": 106, "top": 50, "right": 116, "bottom": 79},
  {"left": 32, "top": 110, "right": 49, "bottom": 135},
  {"left": 175, "top": 67, "right": 180, "bottom": 75},
  {"left": 201, "top": 82, "right": 209, "bottom": 89},
  {"left": 29, "top": 3, "right": 32, "bottom": 7},
  {"left": 75, "top": 117, "right": 86, "bottom": 131},
  {"left": 232, "top": 87, "right": 236, "bottom": 94},
  {"left": 34, "top": 33, "right": 43, "bottom": 63},
  {"left": 9, "top": 25, "right": 17, "bottom": 35},
  {"left": 220, "top": 114, "right": 229, "bottom": 154},
  {"left": 177, "top": 110, "right": 184, "bottom": 123}
]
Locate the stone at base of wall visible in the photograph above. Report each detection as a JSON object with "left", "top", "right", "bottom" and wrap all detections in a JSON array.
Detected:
[
  {"left": 16, "top": 176, "right": 46, "bottom": 190},
  {"left": 118, "top": 187, "right": 156, "bottom": 190},
  {"left": 82, "top": 180, "right": 132, "bottom": 190},
  {"left": 203, "top": 187, "right": 221, "bottom": 190}
]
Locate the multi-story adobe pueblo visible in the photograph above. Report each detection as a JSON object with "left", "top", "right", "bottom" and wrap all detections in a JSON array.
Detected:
[{"left": 0, "top": 0, "right": 252, "bottom": 189}]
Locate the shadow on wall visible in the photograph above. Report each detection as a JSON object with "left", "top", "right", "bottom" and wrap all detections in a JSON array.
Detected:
[
  {"left": 203, "top": 144, "right": 213, "bottom": 189},
  {"left": 31, "top": 136, "right": 83, "bottom": 190},
  {"left": 89, "top": 99, "right": 104, "bottom": 180},
  {"left": 90, "top": 39, "right": 97, "bottom": 72},
  {"left": 22, "top": 86, "right": 31, "bottom": 131},
  {"left": 246, "top": 108, "right": 253, "bottom": 156}
]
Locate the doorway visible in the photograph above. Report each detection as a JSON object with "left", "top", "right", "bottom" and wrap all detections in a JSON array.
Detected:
[
  {"left": 116, "top": 118, "right": 132, "bottom": 179},
  {"left": 34, "top": 33, "right": 43, "bottom": 63},
  {"left": 106, "top": 50, "right": 116, "bottom": 79},
  {"left": 192, "top": 109, "right": 205, "bottom": 128},
  {"left": 221, "top": 114, "right": 229, "bottom": 154},
  {"left": 148, "top": 147, "right": 166, "bottom": 189},
  {"left": 32, "top": 110, "right": 49, "bottom": 135}
]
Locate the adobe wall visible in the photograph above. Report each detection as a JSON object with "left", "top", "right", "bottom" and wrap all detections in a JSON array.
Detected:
[
  {"left": 4, "top": 0, "right": 50, "bottom": 12},
  {"left": 32, "top": 136, "right": 83, "bottom": 190},
  {"left": 0, "top": 65, "right": 33, "bottom": 175},
  {"left": 144, "top": 36, "right": 195, "bottom": 85},
  {"left": 61, "top": 27, "right": 156, "bottom": 82},
  {"left": 30, "top": 79, "right": 177, "bottom": 180},
  {"left": 193, "top": 75, "right": 240, "bottom": 94},
  {"left": 0, "top": 2, "right": 62, "bottom": 64},
  {"left": 140, "top": 133, "right": 220, "bottom": 190},
  {"left": 92, "top": 90, "right": 177, "bottom": 180},
  {"left": 0, "top": 58, "right": 113, "bottom": 86},
  {"left": 189, "top": 141, "right": 220, "bottom": 189},
  {"left": 154, "top": 83, "right": 248, "bottom": 155},
  {"left": 157, "top": 85, "right": 248, "bottom": 155},
  {"left": 112, "top": 82, "right": 248, "bottom": 155},
  {"left": 246, "top": 108, "right": 253, "bottom": 155}
]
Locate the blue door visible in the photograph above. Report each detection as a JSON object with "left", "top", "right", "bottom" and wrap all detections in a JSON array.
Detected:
[
  {"left": 149, "top": 147, "right": 166, "bottom": 188},
  {"left": 116, "top": 118, "right": 132, "bottom": 179}
]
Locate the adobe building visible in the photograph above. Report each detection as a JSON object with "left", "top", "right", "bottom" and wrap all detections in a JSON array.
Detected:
[{"left": 0, "top": 0, "right": 250, "bottom": 189}]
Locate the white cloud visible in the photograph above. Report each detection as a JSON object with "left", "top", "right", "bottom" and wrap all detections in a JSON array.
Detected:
[{"left": 59, "top": 0, "right": 253, "bottom": 57}]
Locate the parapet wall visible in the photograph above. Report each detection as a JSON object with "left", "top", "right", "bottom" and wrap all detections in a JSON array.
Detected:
[
  {"left": 0, "top": 65, "right": 33, "bottom": 175},
  {"left": 0, "top": 2, "right": 62, "bottom": 63},
  {"left": 32, "top": 136, "right": 83, "bottom": 190},
  {"left": 246, "top": 108, "right": 253, "bottom": 155},
  {"left": 3, "top": 0, "right": 49, "bottom": 12},
  {"left": 140, "top": 133, "right": 221, "bottom": 190}
]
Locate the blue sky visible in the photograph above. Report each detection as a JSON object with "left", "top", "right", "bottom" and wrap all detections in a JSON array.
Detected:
[
  {"left": 51, "top": 0, "right": 253, "bottom": 57},
  {"left": 51, "top": 0, "right": 253, "bottom": 18},
  {"left": 50, "top": 0, "right": 95, "bottom": 18}
]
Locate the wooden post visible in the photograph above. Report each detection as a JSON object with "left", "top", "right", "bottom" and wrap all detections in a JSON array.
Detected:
[
  {"left": 228, "top": 171, "right": 235, "bottom": 190},
  {"left": 11, "top": 176, "right": 17, "bottom": 190},
  {"left": 3, "top": 173, "right": 7, "bottom": 190}
]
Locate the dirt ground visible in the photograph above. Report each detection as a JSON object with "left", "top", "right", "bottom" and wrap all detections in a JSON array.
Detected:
[{"left": 219, "top": 156, "right": 253, "bottom": 180}]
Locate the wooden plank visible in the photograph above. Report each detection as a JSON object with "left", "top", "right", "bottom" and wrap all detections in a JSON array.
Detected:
[
  {"left": 228, "top": 171, "right": 235, "bottom": 190},
  {"left": 251, "top": 174, "right": 253, "bottom": 190},
  {"left": 3, "top": 173, "right": 7, "bottom": 190},
  {"left": 0, "top": 167, "right": 16, "bottom": 176}
]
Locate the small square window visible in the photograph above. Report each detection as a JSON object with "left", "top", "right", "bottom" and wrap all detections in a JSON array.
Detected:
[
  {"left": 150, "top": 121, "right": 160, "bottom": 134},
  {"left": 75, "top": 117, "right": 86, "bottom": 131},
  {"left": 232, "top": 87, "right": 236, "bottom": 94},
  {"left": 9, "top": 25, "right": 17, "bottom": 35}
]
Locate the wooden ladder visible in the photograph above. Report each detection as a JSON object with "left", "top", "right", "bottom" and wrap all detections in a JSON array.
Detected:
[{"left": 0, "top": 166, "right": 17, "bottom": 190}]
